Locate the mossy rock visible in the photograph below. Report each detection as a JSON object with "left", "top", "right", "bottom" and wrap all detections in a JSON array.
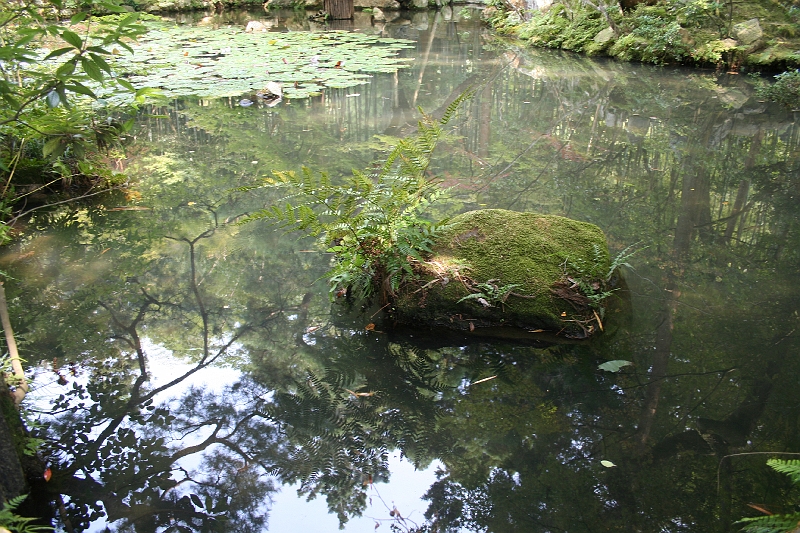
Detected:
[{"left": 392, "top": 209, "right": 611, "bottom": 339}]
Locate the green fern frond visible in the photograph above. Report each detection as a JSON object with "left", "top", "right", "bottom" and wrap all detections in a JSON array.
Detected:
[
  {"left": 439, "top": 88, "right": 476, "bottom": 126},
  {"left": 737, "top": 512, "right": 800, "bottom": 533},
  {"left": 242, "top": 91, "right": 473, "bottom": 303},
  {"left": 0, "top": 495, "right": 53, "bottom": 533},
  {"left": 768, "top": 459, "right": 800, "bottom": 484}
]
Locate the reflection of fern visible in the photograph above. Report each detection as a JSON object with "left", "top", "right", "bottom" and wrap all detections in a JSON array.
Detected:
[
  {"left": 241, "top": 91, "right": 474, "bottom": 303},
  {"left": 738, "top": 459, "right": 800, "bottom": 533},
  {"left": 0, "top": 495, "right": 53, "bottom": 533}
]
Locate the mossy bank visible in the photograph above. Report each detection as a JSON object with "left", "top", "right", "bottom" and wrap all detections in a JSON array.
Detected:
[
  {"left": 485, "top": 0, "right": 800, "bottom": 71},
  {"left": 392, "top": 209, "right": 614, "bottom": 339}
]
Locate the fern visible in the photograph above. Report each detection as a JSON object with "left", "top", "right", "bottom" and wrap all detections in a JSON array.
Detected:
[
  {"left": 738, "top": 513, "right": 800, "bottom": 533},
  {"left": 737, "top": 459, "right": 800, "bottom": 533},
  {"left": 0, "top": 495, "right": 53, "bottom": 533},
  {"left": 241, "top": 91, "right": 473, "bottom": 303},
  {"left": 767, "top": 459, "right": 800, "bottom": 484}
]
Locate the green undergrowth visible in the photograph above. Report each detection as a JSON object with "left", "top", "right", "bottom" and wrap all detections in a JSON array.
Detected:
[
  {"left": 753, "top": 68, "right": 800, "bottom": 107},
  {"left": 491, "top": 0, "right": 800, "bottom": 70}
]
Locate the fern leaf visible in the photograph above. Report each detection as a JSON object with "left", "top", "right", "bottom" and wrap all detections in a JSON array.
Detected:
[
  {"left": 768, "top": 459, "right": 800, "bottom": 484},
  {"left": 737, "top": 512, "right": 800, "bottom": 533}
]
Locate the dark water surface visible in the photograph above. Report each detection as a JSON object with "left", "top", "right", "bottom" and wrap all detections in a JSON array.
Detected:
[{"left": 6, "top": 8, "right": 800, "bottom": 532}]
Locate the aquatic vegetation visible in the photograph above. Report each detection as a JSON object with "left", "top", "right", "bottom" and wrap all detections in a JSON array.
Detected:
[
  {"left": 110, "top": 21, "right": 415, "bottom": 99},
  {"left": 240, "top": 92, "right": 471, "bottom": 301}
]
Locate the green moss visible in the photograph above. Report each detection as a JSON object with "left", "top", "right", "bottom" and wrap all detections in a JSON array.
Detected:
[
  {"left": 392, "top": 209, "right": 610, "bottom": 338},
  {"left": 491, "top": 0, "right": 800, "bottom": 70}
]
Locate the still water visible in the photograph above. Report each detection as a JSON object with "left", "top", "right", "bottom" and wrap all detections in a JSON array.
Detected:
[{"left": 6, "top": 7, "right": 800, "bottom": 532}]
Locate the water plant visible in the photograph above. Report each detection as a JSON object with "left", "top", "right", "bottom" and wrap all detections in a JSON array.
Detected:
[
  {"left": 241, "top": 91, "right": 472, "bottom": 302},
  {"left": 107, "top": 21, "right": 416, "bottom": 99}
]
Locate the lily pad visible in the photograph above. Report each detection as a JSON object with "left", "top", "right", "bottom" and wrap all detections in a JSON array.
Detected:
[
  {"left": 109, "top": 21, "right": 415, "bottom": 99},
  {"left": 598, "top": 360, "right": 634, "bottom": 372}
]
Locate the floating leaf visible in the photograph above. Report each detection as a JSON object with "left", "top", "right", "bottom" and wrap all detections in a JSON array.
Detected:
[
  {"left": 600, "top": 460, "right": 617, "bottom": 468},
  {"left": 598, "top": 360, "right": 634, "bottom": 372},
  {"left": 100, "top": 21, "right": 415, "bottom": 100}
]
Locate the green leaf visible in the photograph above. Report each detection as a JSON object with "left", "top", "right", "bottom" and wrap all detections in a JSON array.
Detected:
[
  {"left": 70, "top": 12, "right": 88, "bottom": 24},
  {"left": 42, "top": 137, "right": 65, "bottom": 158},
  {"left": 598, "top": 360, "right": 634, "bottom": 372},
  {"left": 44, "top": 47, "right": 76, "bottom": 60},
  {"left": 88, "top": 53, "right": 112, "bottom": 74},
  {"left": 118, "top": 13, "right": 139, "bottom": 26},
  {"left": 80, "top": 57, "right": 104, "bottom": 82},
  {"left": 65, "top": 81, "right": 97, "bottom": 99},
  {"left": 116, "top": 78, "right": 135, "bottom": 91},
  {"left": 600, "top": 460, "right": 617, "bottom": 468},
  {"left": 61, "top": 30, "right": 83, "bottom": 50},
  {"left": 55, "top": 60, "right": 77, "bottom": 78}
]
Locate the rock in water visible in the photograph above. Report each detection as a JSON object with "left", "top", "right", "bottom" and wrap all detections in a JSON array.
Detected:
[{"left": 392, "top": 209, "right": 614, "bottom": 339}]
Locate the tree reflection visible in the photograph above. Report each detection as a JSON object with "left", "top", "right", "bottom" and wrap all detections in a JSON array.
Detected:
[
  {"left": 31, "top": 222, "right": 293, "bottom": 532},
  {"left": 4, "top": 22, "right": 800, "bottom": 533}
]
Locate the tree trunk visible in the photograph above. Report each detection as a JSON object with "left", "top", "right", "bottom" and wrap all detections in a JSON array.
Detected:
[{"left": 324, "top": 0, "right": 353, "bottom": 20}]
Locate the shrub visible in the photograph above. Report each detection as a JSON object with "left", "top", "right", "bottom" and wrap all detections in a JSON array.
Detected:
[{"left": 755, "top": 69, "right": 800, "bottom": 108}]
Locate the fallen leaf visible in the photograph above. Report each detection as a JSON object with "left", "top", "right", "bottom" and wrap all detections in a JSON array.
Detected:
[
  {"left": 43, "top": 468, "right": 52, "bottom": 481},
  {"left": 365, "top": 323, "right": 375, "bottom": 331},
  {"left": 600, "top": 460, "right": 616, "bottom": 468}
]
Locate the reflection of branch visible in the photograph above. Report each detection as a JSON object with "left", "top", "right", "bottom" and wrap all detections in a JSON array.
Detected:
[
  {"left": 0, "top": 282, "right": 27, "bottom": 407},
  {"left": 165, "top": 229, "right": 215, "bottom": 363},
  {"left": 365, "top": 483, "right": 420, "bottom": 532}
]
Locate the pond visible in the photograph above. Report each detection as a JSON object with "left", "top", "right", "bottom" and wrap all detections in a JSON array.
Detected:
[{"left": 5, "top": 7, "right": 800, "bottom": 532}]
